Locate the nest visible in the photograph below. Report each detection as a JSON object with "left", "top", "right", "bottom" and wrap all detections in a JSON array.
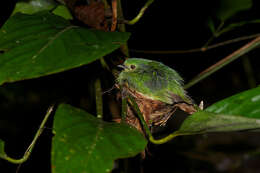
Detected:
[{"left": 117, "top": 85, "right": 197, "bottom": 135}]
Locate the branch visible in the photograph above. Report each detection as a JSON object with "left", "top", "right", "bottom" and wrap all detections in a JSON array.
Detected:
[
  {"left": 95, "top": 78, "right": 103, "bottom": 119},
  {"left": 1, "top": 105, "right": 54, "bottom": 164},
  {"left": 126, "top": 0, "right": 154, "bottom": 25},
  {"left": 130, "top": 33, "right": 260, "bottom": 54},
  {"left": 184, "top": 36, "right": 260, "bottom": 89}
]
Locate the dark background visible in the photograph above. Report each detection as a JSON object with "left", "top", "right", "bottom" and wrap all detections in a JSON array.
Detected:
[{"left": 1, "top": 0, "right": 260, "bottom": 172}]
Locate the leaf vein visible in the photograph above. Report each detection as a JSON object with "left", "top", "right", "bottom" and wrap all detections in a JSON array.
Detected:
[
  {"left": 31, "top": 25, "right": 78, "bottom": 60},
  {"left": 85, "top": 122, "right": 103, "bottom": 166}
]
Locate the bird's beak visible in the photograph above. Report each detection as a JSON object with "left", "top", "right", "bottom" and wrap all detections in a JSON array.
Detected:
[{"left": 117, "top": 64, "right": 129, "bottom": 70}]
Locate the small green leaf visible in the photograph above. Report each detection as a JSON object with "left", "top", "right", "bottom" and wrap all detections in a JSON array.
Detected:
[
  {"left": 52, "top": 5, "right": 73, "bottom": 20},
  {"left": 217, "top": 19, "right": 260, "bottom": 36},
  {"left": 207, "top": 17, "right": 216, "bottom": 34},
  {"left": 52, "top": 104, "right": 147, "bottom": 173},
  {"left": 214, "top": 0, "right": 252, "bottom": 21},
  {"left": 12, "top": 0, "right": 57, "bottom": 15},
  {"left": 0, "top": 12, "right": 130, "bottom": 85},
  {"left": 175, "top": 86, "right": 260, "bottom": 135}
]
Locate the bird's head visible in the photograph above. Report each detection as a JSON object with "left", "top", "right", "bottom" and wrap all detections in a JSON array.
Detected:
[{"left": 118, "top": 58, "right": 153, "bottom": 72}]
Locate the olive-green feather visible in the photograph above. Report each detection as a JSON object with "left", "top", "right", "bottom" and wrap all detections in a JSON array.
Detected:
[{"left": 117, "top": 58, "right": 191, "bottom": 104}]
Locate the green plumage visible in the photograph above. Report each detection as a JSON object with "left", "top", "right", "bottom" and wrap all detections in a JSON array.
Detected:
[{"left": 117, "top": 58, "right": 192, "bottom": 104}]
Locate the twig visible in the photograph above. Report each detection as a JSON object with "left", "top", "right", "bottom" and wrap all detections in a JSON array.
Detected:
[
  {"left": 242, "top": 55, "right": 256, "bottom": 88},
  {"left": 184, "top": 36, "right": 260, "bottom": 89},
  {"left": 117, "top": 0, "right": 129, "bottom": 57},
  {"left": 130, "top": 33, "right": 260, "bottom": 54},
  {"left": 203, "top": 22, "right": 225, "bottom": 48},
  {"left": 128, "top": 95, "right": 192, "bottom": 144},
  {"left": 121, "top": 98, "right": 127, "bottom": 121},
  {"left": 95, "top": 78, "right": 103, "bottom": 119},
  {"left": 111, "top": 0, "right": 117, "bottom": 31},
  {"left": 126, "top": 0, "right": 154, "bottom": 25},
  {"left": 1, "top": 105, "right": 54, "bottom": 164}
]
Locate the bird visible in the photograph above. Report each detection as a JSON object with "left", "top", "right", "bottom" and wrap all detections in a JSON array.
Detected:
[{"left": 117, "top": 58, "right": 196, "bottom": 127}]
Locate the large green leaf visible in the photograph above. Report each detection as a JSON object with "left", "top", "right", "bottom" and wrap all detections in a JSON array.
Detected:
[
  {"left": 215, "top": 0, "right": 252, "bottom": 21},
  {"left": 12, "top": 0, "right": 57, "bottom": 15},
  {"left": 52, "top": 104, "right": 147, "bottom": 173},
  {"left": 176, "top": 111, "right": 260, "bottom": 134},
  {"left": 0, "top": 12, "right": 130, "bottom": 85},
  {"left": 206, "top": 86, "right": 260, "bottom": 118},
  {"left": 174, "top": 86, "right": 260, "bottom": 135}
]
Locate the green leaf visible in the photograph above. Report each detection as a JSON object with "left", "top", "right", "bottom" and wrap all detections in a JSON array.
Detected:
[
  {"left": 217, "top": 19, "right": 260, "bottom": 36},
  {"left": 206, "top": 86, "right": 260, "bottom": 118},
  {"left": 12, "top": 0, "right": 57, "bottom": 15},
  {"left": 176, "top": 111, "right": 260, "bottom": 134},
  {"left": 207, "top": 17, "right": 216, "bottom": 34},
  {"left": 52, "top": 104, "right": 147, "bottom": 173},
  {"left": 215, "top": 0, "right": 252, "bottom": 21},
  {"left": 52, "top": 5, "right": 73, "bottom": 20},
  {"left": 175, "top": 86, "right": 260, "bottom": 135},
  {"left": 0, "top": 12, "right": 130, "bottom": 85}
]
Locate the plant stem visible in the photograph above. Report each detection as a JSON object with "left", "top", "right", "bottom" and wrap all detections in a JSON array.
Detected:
[
  {"left": 242, "top": 55, "right": 256, "bottom": 88},
  {"left": 0, "top": 105, "right": 54, "bottom": 164},
  {"left": 129, "top": 33, "right": 260, "bottom": 54},
  {"left": 95, "top": 78, "right": 103, "bottom": 119},
  {"left": 202, "top": 22, "right": 224, "bottom": 49},
  {"left": 121, "top": 98, "right": 127, "bottom": 121},
  {"left": 128, "top": 96, "right": 152, "bottom": 137},
  {"left": 126, "top": 0, "right": 154, "bottom": 25},
  {"left": 100, "top": 57, "right": 110, "bottom": 71},
  {"left": 184, "top": 36, "right": 260, "bottom": 89},
  {"left": 128, "top": 96, "right": 182, "bottom": 144},
  {"left": 117, "top": 0, "right": 129, "bottom": 57},
  {"left": 111, "top": 0, "right": 118, "bottom": 31}
]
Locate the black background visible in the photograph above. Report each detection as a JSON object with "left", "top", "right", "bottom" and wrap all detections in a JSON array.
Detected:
[{"left": 1, "top": 0, "right": 260, "bottom": 172}]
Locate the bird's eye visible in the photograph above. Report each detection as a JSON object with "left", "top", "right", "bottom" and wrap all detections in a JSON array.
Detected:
[{"left": 130, "top": 65, "right": 136, "bottom": 69}]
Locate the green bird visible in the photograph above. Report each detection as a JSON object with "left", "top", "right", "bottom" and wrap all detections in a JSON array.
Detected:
[{"left": 117, "top": 58, "right": 192, "bottom": 105}]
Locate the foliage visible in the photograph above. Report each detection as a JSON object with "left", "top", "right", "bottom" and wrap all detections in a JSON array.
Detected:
[
  {"left": 0, "top": 11, "right": 129, "bottom": 85},
  {"left": 52, "top": 104, "right": 147, "bottom": 173},
  {"left": 0, "top": 0, "right": 260, "bottom": 173}
]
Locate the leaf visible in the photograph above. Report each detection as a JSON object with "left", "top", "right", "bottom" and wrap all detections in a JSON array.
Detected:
[
  {"left": 52, "top": 104, "right": 147, "bottom": 173},
  {"left": 0, "top": 12, "right": 130, "bottom": 85},
  {"left": 207, "top": 17, "right": 216, "bottom": 34},
  {"left": 217, "top": 19, "right": 260, "bottom": 36},
  {"left": 206, "top": 86, "right": 260, "bottom": 118},
  {"left": 214, "top": 0, "right": 252, "bottom": 22},
  {"left": 176, "top": 111, "right": 260, "bottom": 134},
  {"left": 12, "top": 0, "right": 57, "bottom": 15},
  {"left": 52, "top": 5, "right": 73, "bottom": 20},
  {"left": 175, "top": 86, "right": 260, "bottom": 135}
]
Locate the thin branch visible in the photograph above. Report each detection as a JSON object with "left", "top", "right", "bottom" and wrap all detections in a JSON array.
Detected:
[
  {"left": 130, "top": 33, "right": 260, "bottom": 54},
  {"left": 128, "top": 95, "right": 190, "bottom": 144},
  {"left": 126, "top": 0, "right": 154, "bottom": 25},
  {"left": 117, "top": 0, "right": 129, "bottom": 57},
  {"left": 128, "top": 96, "right": 152, "bottom": 137},
  {"left": 95, "top": 78, "right": 103, "bottom": 119},
  {"left": 1, "top": 105, "right": 54, "bottom": 164},
  {"left": 203, "top": 22, "right": 225, "bottom": 48},
  {"left": 242, "top": 56, "right": 257, "bottom": 88},
  {"left": 111, "top": 0, "right": 118, "bottom": 31},
  {"left": 121, "top": 98, "right": 127, "bottom": 121},
  {"left": 184, "top": 36, "right": 260, "bottom": 89}
]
